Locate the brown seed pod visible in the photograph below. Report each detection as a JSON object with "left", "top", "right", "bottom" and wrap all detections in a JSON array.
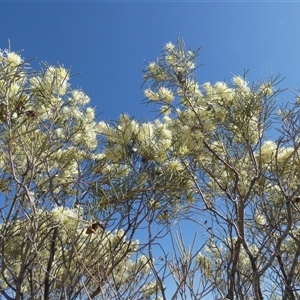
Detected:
[
  {"left": 86, "top": 221, "right": 105, "bottom": 234},
  {"left": 293, "top": 197, "right": 300, "bottom": 203}
]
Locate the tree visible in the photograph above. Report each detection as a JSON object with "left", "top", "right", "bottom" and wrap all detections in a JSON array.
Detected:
[
  {"left": 0, "top": 49, "right": 162, "bottom": 300},
  {"left": 1, "top": 37, "right": 300, "bottom": 300},
  {"left": 141, "top": 37, "right": 300, "bottom": 300}
]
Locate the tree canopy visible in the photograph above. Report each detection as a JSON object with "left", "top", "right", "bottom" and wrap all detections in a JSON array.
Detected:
[{"left": 1, "top": 37, "right": 300, "bottom": 300}]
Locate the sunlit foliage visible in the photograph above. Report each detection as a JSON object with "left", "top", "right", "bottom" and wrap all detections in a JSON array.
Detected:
[{"left": 1, "top": 37, "right": 300, "bottom": 300}]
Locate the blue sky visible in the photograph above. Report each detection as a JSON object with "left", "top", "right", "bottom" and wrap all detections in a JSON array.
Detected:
[
  {"left": 2, "top": 2, "right": 300, "bottom": 122},
  {"left": 2, "top": 2, "right": 300, "bottom": 298}
]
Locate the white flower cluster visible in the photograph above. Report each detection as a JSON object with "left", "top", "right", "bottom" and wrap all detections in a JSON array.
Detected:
[
  {"left": 0, "top": 50, "right": 106, "bottom": 200},
  {"left": 99, "top": 115, "right": 173, "bottom": 164},
  {"left": 259, "top": 82, "right": 273, "bottom": 96},
  {"left": 158, "top": 86, "right": 174, "bottom": 103},
  {"left": 232, "top": 76, "right": 250, "bottom": 95},
  {"left": 144, "top": 88, "right": 159, "bottom": 101},
  {"left": 30, "top": 66, "right": 70, "bottom": 96},
  {"left": 164, "top": 41, "right": 195, "bottom": 72},
  {"left": 0, "top": 50, "right": 23, "bottom": 67},
  {"left": 254, "top": 212, "right": 266, "bottom": 226},
  {"left": 144, "top": 39, "right": 198, "bottom": 107},
  {"left": 146, "top": 62, "right": 165, "bottom": 81},
  {"left": 196, "top": 252, "right": 213, "bottom": 279},
  {"left": 51, "top": 206, "right": 81, "bottom": 231},
  {"left": 70, "top": 89, "right": 90, "bottom": 105}
]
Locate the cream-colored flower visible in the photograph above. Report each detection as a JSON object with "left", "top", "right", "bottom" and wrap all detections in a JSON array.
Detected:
[
  {"left": 51, "top": 207, "right": 80, "bottom": 230},
  {"left": 164, "top": 42, "right": 175, "bottom": 52},
  {"left": 71, "top": 90, "right": 90, "bottom": 105},
  {"left": 233, "top": 76, "right": 250, "bottom": 95},
  {"left": 167, "top": 159, "right": 183, "bottom": 171},
  {"left": 85, "top": 107, "right": 95, "bottom": 120},
  {"left": 44, "top": 66, "right": 69, "bottom": 95},
  {"left": 165, "top": 54, "right": 176, "bottom": 66},
  {"left": 158, "top": 87, "right": 174, "bottom": 103},
  {"left": 255, "top": 213, "right": 266, "bottom": 226},
  {"left": 144, "top": 88, "right": 159, "bottom": 101},
  {"left": 142, "top": 282, "right": 158, "bottom": 297},
  {"left": 260, "top": 141, "right": 276, "bottom": 162},
  {"left": 6, "top": 51, "right": 23, "bottom": 66},
  {"left": 147, "top": 62, "right": 158, "bottom": 73},
  {"left": 259, "top": 82, "right": 273, "bottom": 95}
]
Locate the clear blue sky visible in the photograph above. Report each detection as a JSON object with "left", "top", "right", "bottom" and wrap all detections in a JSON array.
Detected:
[
  {"left": 1, "top": 2, "right": 300, "bottom": 122},
  {"left": 1, "top": 2, "right": 300, "bottom": 299}
]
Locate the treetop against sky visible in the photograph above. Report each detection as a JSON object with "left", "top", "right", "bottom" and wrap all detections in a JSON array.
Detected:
[{"left": 1, "top": 36, "right": 300, "bottom": 299}]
